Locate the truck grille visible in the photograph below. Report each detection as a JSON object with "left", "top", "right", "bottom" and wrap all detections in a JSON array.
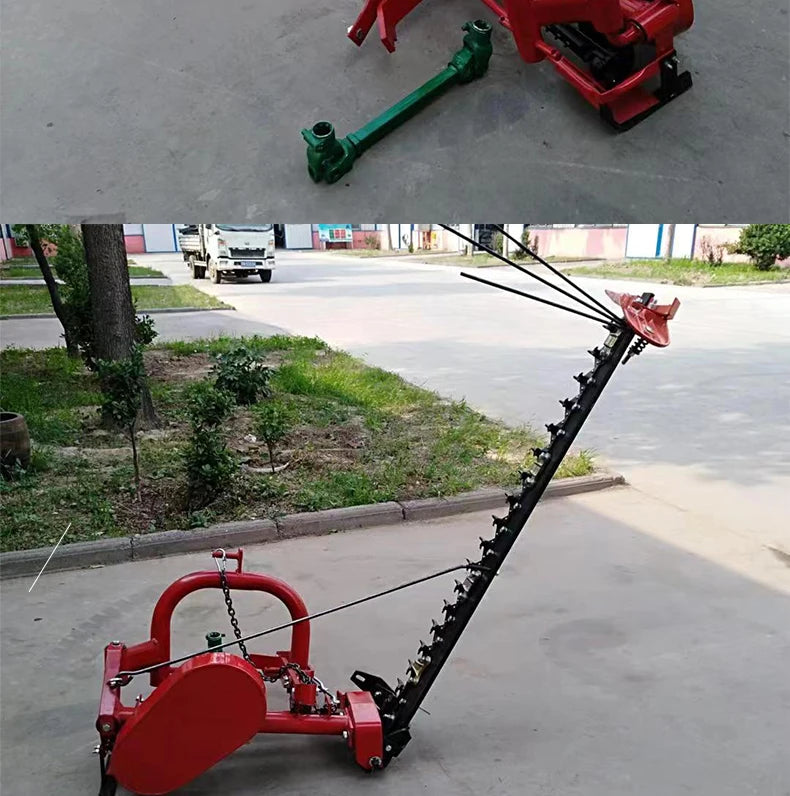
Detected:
[{"left": 229, "top": 248, "right": 268, "bottom": 259}]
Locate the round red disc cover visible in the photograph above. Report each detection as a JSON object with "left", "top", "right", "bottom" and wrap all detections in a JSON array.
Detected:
[{"left": 109, "top": 652, "right": 266, "bottom": 795}]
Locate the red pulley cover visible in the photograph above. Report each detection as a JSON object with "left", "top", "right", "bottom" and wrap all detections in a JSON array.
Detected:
[{"left": 109, "top": 652, "right": 266, "bottom": 795}]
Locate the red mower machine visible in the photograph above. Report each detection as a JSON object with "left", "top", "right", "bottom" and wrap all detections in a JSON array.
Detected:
[
  {"left": 349, "top": 0, "right": 694, "bottom": 129},
  {"left": 96, "top": 225, "right": 680, "bottom": 794}
]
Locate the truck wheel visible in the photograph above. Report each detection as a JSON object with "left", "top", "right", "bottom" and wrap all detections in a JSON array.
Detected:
[
  {"left": 188, "top": 255, "right": 198, "bottom": 279},
  {"left": 196, "top": 264, "right": 206, "bottom": 280},
  {"left": 259, "top": 270, "right": 273, "bottom": 283},
  {"left": 209, "top": 259, "right": 221, "bottom": 284}
]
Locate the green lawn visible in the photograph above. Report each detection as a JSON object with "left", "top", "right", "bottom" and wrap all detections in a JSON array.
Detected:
[
  {"left": 566, "top": 258, "right": 790, "bottom": 286},
  {"left": 0, "top": 336, "right": 594, "bottom": 551},
  {"left": 0, "top": 284, "right": 226, "bottom": 315},
  {"left": 0, "top": 265, "right": 164, "bottom": 279},
  {"left": 430, "top": 254, "right": 594, "bottom": 268}
]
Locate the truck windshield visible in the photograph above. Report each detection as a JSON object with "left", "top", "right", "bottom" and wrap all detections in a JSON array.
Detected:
[{"left": 215, "top": 225, "right": 273, "bottom": 232}]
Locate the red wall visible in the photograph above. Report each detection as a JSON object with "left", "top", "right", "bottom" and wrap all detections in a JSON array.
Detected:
[{"left": 124, "top": 235, "right": 146, "bottom": 254}]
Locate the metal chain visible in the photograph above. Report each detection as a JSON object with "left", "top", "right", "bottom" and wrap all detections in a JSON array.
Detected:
[
  {"left": 215, "top": 555, "right": 257, "bottom": 672},
  {"left": 214, "top": 551, "right": 339, "bottom": 712}
]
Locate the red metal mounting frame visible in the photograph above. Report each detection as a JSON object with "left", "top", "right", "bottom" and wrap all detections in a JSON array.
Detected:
[
  {"left": 97, "top": 549, "right": 383, "bottom": 794},
  {"left": 348, "top": 0, "right": 694, "bottom": 127}
]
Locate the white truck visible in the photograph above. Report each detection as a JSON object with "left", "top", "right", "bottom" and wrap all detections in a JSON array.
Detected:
[{"left": 177, "top": 224, "right": 276, "bottom": 283}]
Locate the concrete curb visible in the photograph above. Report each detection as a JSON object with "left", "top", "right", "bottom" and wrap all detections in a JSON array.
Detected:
[
  {"left": 0, "top": 473, "right": 625, "bottom": 580},
  {"left": 702, "top": 279, "right": 790, "bottom": 288},
  {"left": 0, "top": 306, "right": 232, "bottom": 320}
]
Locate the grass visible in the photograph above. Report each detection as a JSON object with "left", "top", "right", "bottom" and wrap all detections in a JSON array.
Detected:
[
  {"left": 0, "top": 335, "right": 594, "bottom": 551},
  {"left": 0, "top": 264, "right": 163, "bottom": 278},
  {"left": 128, "top": 266, "right": 164, "bottom": 278},
  {"left": 565, "top": 258, "right": 790, "bottom": 286},
  {"left": 0, "top": 284, "right": 226, "bottom": 315},
  {"left": 431, "top": 254, "right": 594, "bottom": 267}
]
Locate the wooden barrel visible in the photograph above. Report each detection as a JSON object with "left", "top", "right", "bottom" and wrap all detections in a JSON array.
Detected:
[{"left": 0, "top": 412, "right": 31, "bottom": 475}]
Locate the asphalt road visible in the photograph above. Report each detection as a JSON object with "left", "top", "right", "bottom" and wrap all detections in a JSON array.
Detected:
[
  {"left": 2, "top": 491, "right": 788, "bottom": 796},
  {"left": 2, "top": 0, "right": 788, "bottom": 220}
]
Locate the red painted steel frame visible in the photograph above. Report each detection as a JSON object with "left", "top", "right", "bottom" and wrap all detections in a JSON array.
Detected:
[
  {"left": 97, "top": 550, "right": 383, "bottom": 785},
  {"left": 348, "top": 0, "right": 693, "bottom": 123}
]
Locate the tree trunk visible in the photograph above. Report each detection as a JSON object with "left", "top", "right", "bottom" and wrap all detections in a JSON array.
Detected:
[
  {"left": 82, "top": 224, "right": 157, "bottom": 426},
  {"left": 26, "top": 225, "right": 78, "bottom": 356}
]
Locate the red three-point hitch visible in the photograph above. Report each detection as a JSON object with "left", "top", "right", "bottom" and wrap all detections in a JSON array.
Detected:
[
  {"left": 348, "top": 0, "right": 694, "bottom": 129},
  {"left": 96, "top": 550, "right": 383, "bottom": 796}
]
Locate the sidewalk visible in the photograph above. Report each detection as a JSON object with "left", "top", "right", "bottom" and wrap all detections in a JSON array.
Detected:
[
  {"left": 0, "top": 310, "right": 286, "bottom": 350},
  {"left": 1, "top": 487, "right": 787, "bottom": 796}
]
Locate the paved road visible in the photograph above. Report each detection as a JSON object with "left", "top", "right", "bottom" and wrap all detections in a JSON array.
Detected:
[
  {"left": 146, "top": 250, "right": 790, "bottom": 554},
  {"left": 0, "top": 309, "right": 285, "bottom": 348},
  {"left": 2, "top": 0, "right": 788, "bottom": 219},
  {"left": 2, "top": 489, "right": 788, "bottom": 796}
]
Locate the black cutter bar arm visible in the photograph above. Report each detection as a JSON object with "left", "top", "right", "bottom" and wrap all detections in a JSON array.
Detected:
[{"left": 351, "top": 319, "right": 635, "bottom": 766}]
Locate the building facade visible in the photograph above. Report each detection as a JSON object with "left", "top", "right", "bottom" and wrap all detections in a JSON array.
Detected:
[{"left": 1, "top": 223, "right": 748, "bottom": 262}]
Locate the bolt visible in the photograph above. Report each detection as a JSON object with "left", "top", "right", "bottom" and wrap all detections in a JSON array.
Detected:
[
  {"left": 369, "top": 756, "right": 383, "bottom": 768},
  {"left": 385, "top": 745, "right": 392, "bottom": 753},
  {"left": 342, "top": 730, "right": 349, "bottom": 741},
  {"left": 111, "top": 640, "right": 121, "bottom": 646},
  {"left": 100, "top": 723, "right": 112, "bottom": 733}
]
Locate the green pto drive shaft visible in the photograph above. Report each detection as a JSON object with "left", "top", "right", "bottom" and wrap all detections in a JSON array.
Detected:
[{"left": 302, "top": 19, "right": 493, "bottom": 184}]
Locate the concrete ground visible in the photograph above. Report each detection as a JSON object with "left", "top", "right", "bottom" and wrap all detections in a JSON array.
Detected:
[
  {"left": 2, "top": 489, "right": 789, "bottom": 796},
  {"left": 1, "top": 1, "right": 788, "bottom": 220}
]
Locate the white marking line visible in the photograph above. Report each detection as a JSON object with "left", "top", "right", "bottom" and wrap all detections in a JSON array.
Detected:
[{"left": 28, "top": 522, "right": 72, "bottom": 593}]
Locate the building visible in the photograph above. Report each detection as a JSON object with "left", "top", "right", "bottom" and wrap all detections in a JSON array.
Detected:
[{"left": 1, "top": 223, "right": 749, "bottom": 262}]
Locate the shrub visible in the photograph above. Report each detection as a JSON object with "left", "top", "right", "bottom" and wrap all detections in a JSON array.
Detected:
[
  {"left": 96, "top": 346, "right": 146, "bottom": 491},
  {"left": 183, "top": 382, "right": 236, "bottom": 507},
  {"left": 213, "top": 344, "right": 271, "bottom": 405},
  {"left": 699, "top": 236, "right": 725, "bottom": 267},
  {"left": 512, "top": 227, "right": 539, "bottom": 260},
  {"left": 253, "top": 400, "right": 292, "bottom": 473},
  {"left": 363, "top": 234, "right": 380, "bottom": 250},
  {"left": 734, "top": 224, "right": 790, "bottom": 271},
  {"left": 492, "top": 232, "right": 504, "bottom": 255}
]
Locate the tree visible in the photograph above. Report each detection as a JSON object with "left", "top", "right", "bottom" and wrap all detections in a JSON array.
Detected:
[
  {"left": 734, "top": 224, "right": 790, "bottom": 271},
  {"left": 253, "top": 400, "right": 292, "bottom": 473},
  {"left": 81, "top": 224, "right": 157, "bottom": 425},
  {"left": 96, "top": 346, "right": 146, "bottom": 493},
  {"left": 24, "top": 224, "right": 78, "bottom": 356}
]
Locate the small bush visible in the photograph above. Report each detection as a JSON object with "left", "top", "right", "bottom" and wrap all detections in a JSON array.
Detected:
[
  {"left": 184, "top": 382, "right": 236, "bottom": 508},
  {"left": 213, "top": 344, "right": 271, "bottom": 405},
  {"left": 512, "top": 227, "right": 538, "bottom": 260},
  {"left": 492, "top": 232, "right": 504, "bottom": 255},
  {"left": 183, "top": 430, "right": 236, "bottom": 508},
  {"left": 734, "top": 224, "right": 790, "bottom": 271},
  {"left": 699, "top": 236, "right": 725, "bottom": 267},
  {"left": 363, "top": 234, "right": 380, "bottom": 250},
  {"left": 135, "top": 314, "right": 158, "bottom": 346},
  {"left": 186, "top": 381, "right": 235, "bottom": 430},
  {"left": 253, "top": 400, "right": 292, "bottom": 473}
]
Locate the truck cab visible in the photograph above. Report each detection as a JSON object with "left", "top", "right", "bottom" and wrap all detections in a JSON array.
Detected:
[{"left": 178, "top": 224, "right": 276, "bottom": 283}]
